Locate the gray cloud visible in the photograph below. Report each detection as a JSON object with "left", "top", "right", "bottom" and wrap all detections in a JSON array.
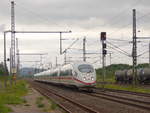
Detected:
[
  {"left": 0, "top": 0, "right": 150, "bottom": 68},
  {"left": 0, "top": 0, "right": 149, "bottom": 30}
]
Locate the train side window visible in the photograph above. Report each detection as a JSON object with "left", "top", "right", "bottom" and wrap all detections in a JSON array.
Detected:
[
  {"left": 60, "top": 69, "right": 72, "bottom": 76},
  {"left": 60, "top": 70, "right": 65, "bottom": 76},
  {"left": 64, "top": 70, "right": 68, "bottom": 76},
  {"left": 65, "top": 70, "right": 71, "bottom": 76},
  {"left": 68, "top": 69, "right": 72, "bottom": 76},
  {"left": 70, "top": 70, "right": 72, "bottom": 76},
  {"left": 55, "top": 72, "right": 58, "bottom": 76},
  {"left": 54, "top": 72, "right": 56, "bottom": 76},
  {"left": 53, "top": 72, "right": 57, "bottom": 76}
]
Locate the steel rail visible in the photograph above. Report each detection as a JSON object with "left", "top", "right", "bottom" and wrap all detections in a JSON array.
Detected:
[
  {"left": 31, "top": 83, "right": 72, "bottom": 113},
  {"left": 95, "top": 87, "right": 150, "bottom": 97},
  {"left": 30, "top": 81, "right": 99, "bottom": 113},
  {"left": 87, "top": 92, "right": 150, "bottom": 111}
]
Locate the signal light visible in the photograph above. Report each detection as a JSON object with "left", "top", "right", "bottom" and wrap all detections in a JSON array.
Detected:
[
  {"left": 103, "top": 50, "right": 107, "bottom": 55},
  {"left": 101, "top": 32, "right": 106, "bottom": 40},
  {"left": 100, "top": 32, "right": 107, "bottom": 55},
  {"left": 102, "top": 43, "right": 106, "bottom": 49}
]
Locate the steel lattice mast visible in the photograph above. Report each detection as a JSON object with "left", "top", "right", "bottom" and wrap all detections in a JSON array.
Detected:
[
  {"left": 132, "top": 9, "right": 137, "bottom": 85},
  {"left": 11, "top": 1, "right": 16, "bottom": 74}
]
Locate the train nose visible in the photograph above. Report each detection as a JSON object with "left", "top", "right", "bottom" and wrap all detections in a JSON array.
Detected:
[
  {"left": 82, "top": 74, "right": 95, "bottom": 81},
  {"left": 87, "top": 73, "right": 90, "bottom": 76}
]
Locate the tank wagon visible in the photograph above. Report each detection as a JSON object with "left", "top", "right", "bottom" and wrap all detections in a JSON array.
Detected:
[
  {"left": 34, "top": 61, "right": 96, "bottom": 91},
  {"left": 115, "top": 68, "right": 150, "bottom": 84}
]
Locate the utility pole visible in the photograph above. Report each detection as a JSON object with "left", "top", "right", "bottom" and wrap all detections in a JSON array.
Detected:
[
  {"left": 3, "top": 31, "right": 11, "bottom": 75},
  {"left": 59, "top": 31, "right": 72, "bottom": 54},
  {"left": 60, "top": 32, "right": 62, "bottom": 54},
  {"left": 10, "top": 48, "right": 12, "bottom": 75},
  {"left": 64, "top": 50, "right": 67, "bottom": 64},
  {"left": 109, "top": 53, "right": 112, "bottom": 65},
  {"left": 83, "top": 37, "right": 86, "bottom": 62},
  {"left": 132, "top": 9, "right": 137, "bottom": 85},
  {"left": 56, "top": 56, "right": 57, "bottom": 67},
  {"left": 40, "top": 55, "right": 43, "bottom": 72},
  {"left": 16, "top": 38, "right": 20, "bottom": 76},
  {"left": 11, "top": 1, "right": 16, "bottom": 78},
  {"left": 149, "top": 42, "right": 150, "bottom": 67},
  {"left": 4, "top": 32, "right": 7, "bottom": 75},
  {"left": 62, "top": 38, "right": 79, "bottom": 64}
]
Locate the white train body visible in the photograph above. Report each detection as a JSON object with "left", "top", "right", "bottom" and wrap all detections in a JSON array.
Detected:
[{"left": 34, "top": 62, "right": 96, "bottom": 88}]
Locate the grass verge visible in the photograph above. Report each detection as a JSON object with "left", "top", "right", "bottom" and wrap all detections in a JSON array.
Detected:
[
  {"left": 0, "top": 76, "right": 28, "bottom": 113},
  {"left": 97, "top": 83, "right": 150, "bottom": 93},
  {"left": 43, "top": 99, "right": 59, "bottom": 112},
  {"left": 36, "top": 97, "right": 45, "bottom": 108}
]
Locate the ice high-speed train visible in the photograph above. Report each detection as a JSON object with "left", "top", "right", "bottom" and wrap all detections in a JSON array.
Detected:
[{"left": 34, "top": 61, "right": 96, "bottom": 90}]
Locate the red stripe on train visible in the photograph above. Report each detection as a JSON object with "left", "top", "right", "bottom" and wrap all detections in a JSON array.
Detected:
[
  {"left": 48, "top": 76, "right": 96, "bottom": 85},
  {"left": 73, "top": 77, "right": 96, "bottom": 85}
]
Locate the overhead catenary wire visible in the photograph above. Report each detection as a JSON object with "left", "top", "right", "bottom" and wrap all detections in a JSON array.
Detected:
[
  {"left": 107, "top": 44, "right": 131, "bottom": 57},
  {"left": 108, "top": 9, "right": 150, "bottom": 37},
  {"left": 11, "top": 0, "right": 150, "bottom": 68},
  {"left": 107, "top": 38, "right": 131, "bottom": 42},
  {"left": 91, "top": 60, "right": 101, "bottom": 64},
  {"left": 137, "top": 50, "right": 149, "bottom": 57},
  {"left": 101, "top": 0, "right": 141, "bottom": 27},
  {"left": 106, "top": 41, "right": 131, "bottom": 56},
  {"left": 16, "top": 2, "right": 59, "bottom": 27},
  {"left": 62, "top": 38, "right": 79, "bottom": 54}
]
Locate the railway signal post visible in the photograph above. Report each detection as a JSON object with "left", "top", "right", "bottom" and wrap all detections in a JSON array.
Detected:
[{"left": 100, "top": 32, "right": 107, "bottom": 89}]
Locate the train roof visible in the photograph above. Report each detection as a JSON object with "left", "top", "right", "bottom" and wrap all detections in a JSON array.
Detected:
[
  {"left": 34, "top": 61, "right": 94, "bottom": 76},
  {"left": 67, "top": 61, "right": 92, "bottom": 65}
]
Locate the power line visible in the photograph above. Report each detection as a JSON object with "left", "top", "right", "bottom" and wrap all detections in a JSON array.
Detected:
[
  {"left": 137, "top": 50, "right": 149, "bottom": 57},
  {"left": 108, "top": 23, "right": 132, "bottom": 36},
  {"left": 101, "top": 0, "right": 141, "bottom": 27},
  {"left": 108, "top": 10, "right": 150, "bottom": 37},
  {"left": 16, "top": 2, "right": 57, "bottom": 26},
  {"left": 107, "top": 38, "right": 131, "bottom": 42},
  {"left": 91, "top": 60, "right": 100, "bottom": 64},
  {"left": 62, "top": 38, "right": 79, "bottom": 54},
  {"left": 107, "top": 41, "right": 131, "bottom": 56},
  {"left": 69, "top": 48, "right": 83, "bottom": 51},
  {"left": 107, "top": 45, "right": 130, "bottom": 57}
]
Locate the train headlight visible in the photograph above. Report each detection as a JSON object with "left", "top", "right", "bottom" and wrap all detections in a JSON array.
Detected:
[
  {"left": 91, "top": 77, "right": 94, "bottom": 80},
  {"left": 83, "top": 77, "right": 86, "bottom": 81}
]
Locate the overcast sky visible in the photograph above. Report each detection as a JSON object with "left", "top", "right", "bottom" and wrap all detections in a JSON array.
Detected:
[{"left": 0, "top": 0, "right": 150, "bottom": 69}]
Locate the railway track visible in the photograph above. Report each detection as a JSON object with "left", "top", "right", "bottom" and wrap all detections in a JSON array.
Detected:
[
  {"left": 28, "top": 80, "right": 150, "bottom": 113},
  {"left": 87, "top": 92, "right": 150, "bottom": 111},
  {"left": 29, "top": 81, "right": 99, "bottom": 113},
  {"left": 95, "top": 87, "right": 150, "bottom": 97}
]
